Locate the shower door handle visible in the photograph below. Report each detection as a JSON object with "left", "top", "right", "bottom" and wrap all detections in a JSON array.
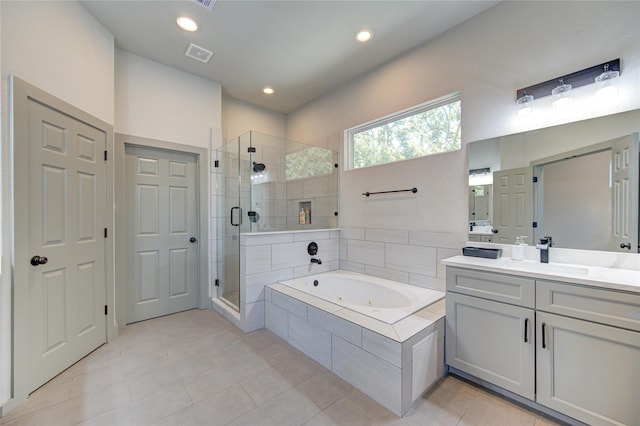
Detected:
[{"left": 230, "top": 207, "right": 242, "bottom": 227}]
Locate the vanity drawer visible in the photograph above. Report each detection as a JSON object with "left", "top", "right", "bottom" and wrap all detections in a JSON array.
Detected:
[
  {"left": 446, "top": 267, "right": 535, "bottom": 308},
  {"left": 536, "top": 280, "right": 640, "bottom": 331}
]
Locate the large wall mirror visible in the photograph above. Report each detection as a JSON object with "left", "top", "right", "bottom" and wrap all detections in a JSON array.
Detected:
[{"left": 468, "top": 109, "right": 639, "bottom": 253}]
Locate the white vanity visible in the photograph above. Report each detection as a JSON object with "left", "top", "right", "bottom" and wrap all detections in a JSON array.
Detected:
[{"left": 442, "top": 253, "right": 640, "bottom": 426}]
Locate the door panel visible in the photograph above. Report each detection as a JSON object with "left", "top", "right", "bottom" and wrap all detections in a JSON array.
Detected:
[
  {"left": 126, "top": 146, "right": 198, "bottom": 323},
  {"left": 493, "top": 167, "right": 533, "bottom": 244},
  {"left": 611, "top": 133, "right": 639, "bottom": 252},
  {"left": 28, "top": 99, "right": 107, "bottom": 392}
]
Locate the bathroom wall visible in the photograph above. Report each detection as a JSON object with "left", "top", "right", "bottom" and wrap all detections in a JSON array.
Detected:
[
  {"left": 285, "top": 1, "right": 640, "bottom": 280},
  {"left": 221, "top": 96, "right": 286, "bottom": 144},
  {"left": 115, "top": 49, "right": 222, "bottom": 149}
]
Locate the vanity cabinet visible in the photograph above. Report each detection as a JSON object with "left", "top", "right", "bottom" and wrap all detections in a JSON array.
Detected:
[
  {"left": 446, "top": 267, "right": 640, "bottom": 426},
  {"left": 446, "top": 268, "right": 535, "bottom": 399},
  {"left": 536, "top": 280, "right": 640, "bottom": 426}
]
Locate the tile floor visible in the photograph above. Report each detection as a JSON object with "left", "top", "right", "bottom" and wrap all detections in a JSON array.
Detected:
[{"left": 2, "top": 309, "right": 561, "bottom": 426}]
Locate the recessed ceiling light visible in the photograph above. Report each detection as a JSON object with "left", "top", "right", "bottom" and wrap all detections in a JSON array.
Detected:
[
  {"left": 355, "top": 29, "right": 373, "bottom": 43},
  {"left": 177, "top": 17, "right": 198, "bottom": 32},
  {"left": 263, "top": 87, "right": 274, "bottom": 95}
]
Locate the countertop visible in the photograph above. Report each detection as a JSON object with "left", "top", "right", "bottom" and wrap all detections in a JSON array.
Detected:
[{"left": 442, "top": 255, "right": 640, "bottom": 294}]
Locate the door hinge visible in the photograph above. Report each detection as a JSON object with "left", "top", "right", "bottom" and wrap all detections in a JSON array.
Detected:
[
  {"left": 334, "top": 163, "right": 338, "bottom": 168},
  {"left": 247, "top": 147, "right": 256, "bottom": 153},
  {"left": 215, "top": 279, "right": 220, "bottom": 287},
  {"left": 214, "top": 160, "right": 219, "bottom": 168},
  {"left": 104, "top": 150, "right": 108, "bottom": 161},
  {"left": 532, "top": 176, "right": 538, "bottom": 183},
  {"left": 533, "top": 222, "right": 538, "bottom": 228},
  {"left": 104, "top": 228, "right": 108, "bottom": 238},
  {"left": 104, "top": 305, "right": 108, "bottom": 315}
]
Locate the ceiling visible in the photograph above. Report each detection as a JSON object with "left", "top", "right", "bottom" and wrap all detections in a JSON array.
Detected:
[{"left": 80, "top": 0, "right": 498, "bottom": 114}]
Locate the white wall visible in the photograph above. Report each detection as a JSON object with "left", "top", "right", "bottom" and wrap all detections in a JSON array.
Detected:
[
  {"left": 0, "top": 0, "right": 115, "bottom": 407},
  {"left": 221, "top": 96, "right": 286, "bottom": 145},
  {"left": 286, "top": 1, "right": 640, "bottom": 233},
  {"left": 115, "top": 49, "right": 221, "bottom": 148}
]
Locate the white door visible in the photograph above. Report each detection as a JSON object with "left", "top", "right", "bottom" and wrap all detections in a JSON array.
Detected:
[
  {"left": 125, "top": 145, "right": 199, "bottom": 323},
  {"left": 493, "top": 167, "right": 533, "bottom": 244},
  {"left": 27, "top": 99, "right": 107, "bottom": 392},
  {"left": 611, "top": 133, "right": 639, "bottom": 253}
]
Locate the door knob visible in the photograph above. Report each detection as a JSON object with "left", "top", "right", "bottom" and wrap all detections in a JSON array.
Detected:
[
  {"left": 189, "top": 237, "right": 197, "bottom": 243},
  {"left": 492, "top": 229, "right": 498, "bottom": 234},
  {"left": 30, "top": 256, "right": 48, "bottom": 266},
  {"left": 620, "top": 242, "right": 631, "bottom": 250}
]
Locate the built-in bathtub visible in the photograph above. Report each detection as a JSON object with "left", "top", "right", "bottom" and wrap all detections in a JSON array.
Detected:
[
  {"left": 265, "top": 270, "right": 446, "bottom": 416},
  {"left": 278, "top": 270, "right": 444, "bottom": 324}
]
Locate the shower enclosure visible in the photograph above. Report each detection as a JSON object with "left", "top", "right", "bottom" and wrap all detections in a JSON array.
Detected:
[{"left": 216, "top": 131, "right": 338, "bottom": 311}]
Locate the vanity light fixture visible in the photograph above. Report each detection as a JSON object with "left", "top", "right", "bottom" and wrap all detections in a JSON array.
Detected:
[
  {"left": 515, "top": 59, "right": 620, "bottom": 111},
  {"left": 177, "top": 17, "right": 198, "bottom": 32},
  {"left": 355, "top": 29, "right": 374, "bottom": 43},
  {"left": 516, "top": 92, "right": 534, "bottom": 117},
  {"left": 595, "top": 63, "right": 619, "bottom": 101},
  {"left": 551, "top": 78, "right": 572, "bottom": 109}
]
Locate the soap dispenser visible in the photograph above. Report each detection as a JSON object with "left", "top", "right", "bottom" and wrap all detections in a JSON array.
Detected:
[{"left": 512, "top": 236, "right": 527, "bottom": 261}]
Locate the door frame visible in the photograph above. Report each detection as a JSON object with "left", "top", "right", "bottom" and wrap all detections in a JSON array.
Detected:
[
  {"left": 115, "top": 134, "right": 210, "bottom": 327},
  {"left": 8, "top": 76, "right": 115, "bottom": 410}
]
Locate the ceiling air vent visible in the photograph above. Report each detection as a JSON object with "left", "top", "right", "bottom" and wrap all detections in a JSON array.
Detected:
[
  {"left": 191, "top": 0, "right": 216, "bottom": 11},
  {"left": 185, "top": 43, "right": 214, "bottom": 63}
]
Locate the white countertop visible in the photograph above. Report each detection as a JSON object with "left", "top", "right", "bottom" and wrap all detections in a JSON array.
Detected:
[{"left": 442, "top": 255, "right": 640, "bottom": 294}]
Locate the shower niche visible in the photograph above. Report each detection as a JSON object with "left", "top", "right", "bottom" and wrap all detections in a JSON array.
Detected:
[{"left": 214, "top": 131, "right": 338, "bottom": 313}]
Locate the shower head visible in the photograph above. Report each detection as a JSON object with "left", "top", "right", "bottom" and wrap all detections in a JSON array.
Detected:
[{"left": 252, "top": 162, "right": 266, "bottom": 172}]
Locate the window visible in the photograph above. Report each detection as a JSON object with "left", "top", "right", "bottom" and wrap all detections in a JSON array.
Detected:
[
  {"left": 344, "top": 93, "right": 461, "bottom": 170},
  {"left": 285, "top": 146, "right": 334, "bottom": 181}
]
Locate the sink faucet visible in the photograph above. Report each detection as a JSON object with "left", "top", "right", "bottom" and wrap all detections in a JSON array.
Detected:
[
  {"left": 310, "top": 258, "right": 322, "bottom": 265},
  {"left": 536, "top": 236, "right": 553, "bottom": 263}
]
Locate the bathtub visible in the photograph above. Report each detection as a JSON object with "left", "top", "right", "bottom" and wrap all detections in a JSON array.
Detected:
[
  {"left": 278, "top": 270, "right": 444, "bottom": 324},
  {"left": 265, "top": 270, "right": 446, "bottom": 416}
]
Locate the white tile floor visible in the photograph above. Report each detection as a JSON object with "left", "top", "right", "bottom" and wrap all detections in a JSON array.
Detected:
[{"left": 2, "top": 309, "right": 561, "bottom": 426}]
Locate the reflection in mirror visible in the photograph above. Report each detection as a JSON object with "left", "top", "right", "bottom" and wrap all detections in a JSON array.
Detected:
[{"left": 468, "top": 109, "right": 640, "bottom": 253}]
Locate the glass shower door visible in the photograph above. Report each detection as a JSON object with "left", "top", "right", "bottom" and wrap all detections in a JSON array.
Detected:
[{"left": 216, "top": 132, "right": 252, "bottom": 311}]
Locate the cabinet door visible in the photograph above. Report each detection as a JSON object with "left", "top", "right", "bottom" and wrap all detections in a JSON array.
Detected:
[
  {"left": 537, "top": 312, "right": 640, "bottom": 426},
  {"left": 446, "top": 292, "right": 534, "bottom": 399}
]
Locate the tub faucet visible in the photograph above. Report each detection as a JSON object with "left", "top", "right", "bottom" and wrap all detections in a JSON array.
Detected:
[
  {"left": 310, "top": 258, "right": 322, "bottom": 265},
  {"left": 536, "top": 236, "right": 553, "bottom": 263}
]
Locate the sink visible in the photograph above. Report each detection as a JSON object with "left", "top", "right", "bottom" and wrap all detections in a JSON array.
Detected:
[
  {"left": 588, "top": 267, "right": 640, "bottom": 283},
  {"left": 498, "top": 259, "right": 591, "bottom": 277}
]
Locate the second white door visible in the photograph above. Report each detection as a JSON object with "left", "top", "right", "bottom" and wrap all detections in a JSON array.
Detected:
[{"left": 125, "top": 145, "right": 199, "bottom": 323}]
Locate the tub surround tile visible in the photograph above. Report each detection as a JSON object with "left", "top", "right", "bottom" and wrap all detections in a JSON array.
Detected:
[
  {"left": 293, "top": 260, "right": 338, "bottom": 277},
  {"left": 272, "top": 241, "right": 313, "bottom": 270},
  {"left": 409, "top": 273, "right": 446, "bottom": 292},
  {"left": 242, "top": 245, "right": 272, "bottom": 275},
  {"left": 332, "top": 336, "right": 402, "bottom": 416},
  {"left": 409, "top": 230, "right": 467, "bottom": 249},
  {"left": 364, "top": 264, "right": 410, "bottom": 284},
  {"left": 265, "top": 300, "right": 288, "bottom": 340},
  {"left": 332, "top": 309, "right": 401, "bottom": 342},
  {"left": 346, "top": 239, "right": 385, "bottom": 265},
  {"left": 293, "top": 230, "right": 335, "bottom": 242},
  {"left": 340, "top": 227, "right": 365, "bottom": 240},
  {"left": 241, "top": 232, "right": 294, "bottom": 246},
  {"left": 338, "top": 260, "right": 365, "bottom": 274},
  {"left": 243, "top": 301, "right": 265, "bottom": 332},
  {"left": 385, "top": 243, "right": 437, "bottom": 277},
  {"left": 308, "top": 306, "right": 362, "bottom": 347},
  {"left": 365, "top": 228, "right": 409, "bottom": 244},
  {"left": 271, "top": 290, "right": 308, "bottom": 319},
  {"left": 362, "top": 329, "right": 403, "bottom": 368},
  {"left": 288, "top": 314, "right": 332, "bottom": 370}
]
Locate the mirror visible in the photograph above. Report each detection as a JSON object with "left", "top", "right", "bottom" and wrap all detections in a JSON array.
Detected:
[{"left": 468, "top": 109, "right": 640, "bottom": 252}]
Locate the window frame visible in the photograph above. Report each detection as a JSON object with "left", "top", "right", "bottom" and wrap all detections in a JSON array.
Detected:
[{"left": 344, "top": 92, "right": 461, "bottom": 171}]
